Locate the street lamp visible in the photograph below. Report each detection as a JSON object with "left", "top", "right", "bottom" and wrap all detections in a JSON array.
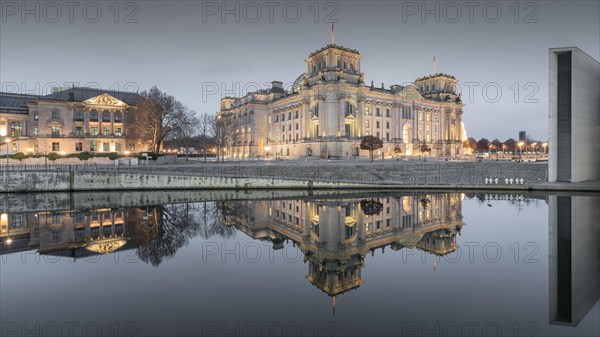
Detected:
[
  {"left": 4, "top": 138, "right": 11, "bottom": 167},
  {"left": 542, "top": 142, "right": 548, "bottom": 156},
  {"left": 264, "top": 145, "right": 271, "bottom": 159},
  {"left": 518, "top": 141, "right": 524, "bottom": 159}
]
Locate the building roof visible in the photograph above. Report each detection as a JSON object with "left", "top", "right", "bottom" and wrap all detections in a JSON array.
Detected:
[
  {"left": 309, "top": 44, "right": 360, "bottom": 57},
  {"left": 0, "top": 93, "right": 39, "bottom": 111},
  {"left": 43, "top": 87, "right": 141, "bottom": 106},
  {"left": 415, "top": 73, "right": 456, "bottom": 81}
]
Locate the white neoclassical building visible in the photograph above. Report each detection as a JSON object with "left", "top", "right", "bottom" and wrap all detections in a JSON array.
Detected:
[{"left": 218, "top": 42, "right": 465, "bottom": 159}]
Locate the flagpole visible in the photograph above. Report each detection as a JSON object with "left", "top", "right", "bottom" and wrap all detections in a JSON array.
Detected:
[{"left": 331, "top": 23, "right": 335, "bottom": 45}]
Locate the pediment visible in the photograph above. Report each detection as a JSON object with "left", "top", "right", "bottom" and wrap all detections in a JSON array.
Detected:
[
  {"left": 397, "top": 85, "right": 424, "bottom": 101},
  {"left": 84, "top": 94, "right": 127, "bottom": 107}
]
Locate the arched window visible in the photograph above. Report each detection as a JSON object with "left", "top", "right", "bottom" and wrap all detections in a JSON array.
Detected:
[
  {"left": 102, "top": 112, "right": 110, "bottom": 122},
  {"left": 90, "top": 111, "right": 98, "bottom": 121},
  {"left": 10, "top": 122, "right": 23, "bottom": 137},
  {"left": 114, "top": 112, "right": 122, "bottom": 122}
]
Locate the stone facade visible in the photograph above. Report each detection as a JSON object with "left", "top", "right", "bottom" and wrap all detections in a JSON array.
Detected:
[
  {"left": 219, "top": 44, "right": 465, "bottom": 159},
  {"left": 0, "top": 87, "right": 150, "bottom": 155}
]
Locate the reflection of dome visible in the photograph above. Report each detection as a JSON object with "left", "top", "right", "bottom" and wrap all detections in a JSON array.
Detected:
[
  {"left": 85, "top": 239, "right": 127, "bottom": 254},
  {"left": 292, "top": 73, "right": 307, "bottom": 92}
]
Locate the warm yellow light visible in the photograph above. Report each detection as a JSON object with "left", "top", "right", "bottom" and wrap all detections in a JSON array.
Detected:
[
  {"left": 518, "top": 142, "right": 524, "bottom": 146},
  {"left": 60, "top": 151, "right": 66, "bottom": 155},
  {"left": 5, "top": 138, "right": 11, "bottom": 143},
  {"left": 27, "top": 148, "right": 33, "bottom": 153},
  {"left": 5, "top": 238, "right": 12, "bottom": 245},
  {"left": 264, "top": 145, "right": 271, "bottom": 152},
  {"left": 0, "top": 128, "right": 6, "bottom": 137},
  {"left": 124, "top": 151, "right": 130, "bottom": 155}
]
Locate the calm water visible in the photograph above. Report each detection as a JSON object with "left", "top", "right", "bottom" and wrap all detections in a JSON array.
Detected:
[{"left": 1, "top": 191, "right": 598, "bottom": 337}]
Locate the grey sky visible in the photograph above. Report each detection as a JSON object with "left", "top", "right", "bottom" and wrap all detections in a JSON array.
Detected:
[{"left": 1, "top": 0, "right": 598, "bottom": 141}]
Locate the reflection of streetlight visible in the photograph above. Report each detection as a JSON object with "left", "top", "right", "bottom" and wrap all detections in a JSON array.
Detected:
[{"left": 1, "top": 213, "right": 10, "bottom": 245}]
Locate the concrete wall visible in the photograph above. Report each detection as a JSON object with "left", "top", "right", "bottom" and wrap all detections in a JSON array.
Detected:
[
  {"left": 549, "top": 47, "right": 600, "bottom": 182},
  {"left": 0, "top": 171, "right": 70, "bottom": 192},
  {"left": 0, "top": 170, "right": 376, "bottom": 193}
]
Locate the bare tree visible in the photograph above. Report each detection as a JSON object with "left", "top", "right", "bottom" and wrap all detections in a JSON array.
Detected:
[
  {"left": 168, "top": 106, "right": 199, "bottom": 161},
  {"left": 211, "top": 113, "right": 237, "bottom": 162},
  {"left": 197, "top": 112, "right": 215, "bottom": 162},
  {"left": 129, "top": 86, "right": 196, "bottom": 153}
]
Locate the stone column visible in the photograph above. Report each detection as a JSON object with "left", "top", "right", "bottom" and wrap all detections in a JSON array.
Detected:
[
  {"left": 338, "top": 95, "right": 346, "bottom": 138},
  {"left": 357, "top": 98, "right": 365, "bottom": 138}
]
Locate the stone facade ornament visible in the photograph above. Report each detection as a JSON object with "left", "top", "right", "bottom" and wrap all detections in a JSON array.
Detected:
[{"left": 83, "top": 93, "right": 127, "bottom": 107}]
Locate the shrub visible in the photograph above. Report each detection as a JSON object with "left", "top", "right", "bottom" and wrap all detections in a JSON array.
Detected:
[
  {"left": 77, "top": 152, "right": 93, "bottom": 161},
  {"left": 12, "top": 152, "right": 27, "bottom": 161},
  {"left": 47, "top": 152, "right": 60, "bottom": 161}
]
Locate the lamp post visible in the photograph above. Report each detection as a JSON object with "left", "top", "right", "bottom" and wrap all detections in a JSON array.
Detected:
[
  {"left": 4, "top": 138, "right": 11, "bottom": 167},
  {"left": 518, "top": 141, "right": 524, "bottom": 159},
  {"left": 531, "top": 142, "right": 537, "bottom": 159},
  {"left": 542, "top": 142, "right": 548, "bottom": 157}
]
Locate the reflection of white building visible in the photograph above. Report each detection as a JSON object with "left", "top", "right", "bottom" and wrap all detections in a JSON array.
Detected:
[
  {"left": 549, "top": 195, "right": 599, "bottom": 326},
  {"left": 219, "top": 40, "right": 465, "bottom": 159},
  {"left": 0, "top": 208, "right": 133, "bottom": 258},
  {"left": 222, "top": 194, "right": 464, "bottom": 298}
]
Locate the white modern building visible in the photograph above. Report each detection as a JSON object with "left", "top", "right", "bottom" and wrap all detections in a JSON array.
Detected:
[{"left": 548, "top": 47, "right": 600, "bottom": 183}]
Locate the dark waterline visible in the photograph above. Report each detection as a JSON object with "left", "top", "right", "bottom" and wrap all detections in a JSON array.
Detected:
[{"left": 1, "top": 191, "right": 598, "bottom": 337}]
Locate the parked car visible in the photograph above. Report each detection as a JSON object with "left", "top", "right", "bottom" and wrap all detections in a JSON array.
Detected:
[{"left": 138, "top": 152, "right": 158, "bottom": 160}]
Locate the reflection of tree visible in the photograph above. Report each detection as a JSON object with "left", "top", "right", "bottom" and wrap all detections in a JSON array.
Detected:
[
  {"left": 360, "top": 199, "right": 383, "bottom": 216},
  {"left": 198, "top": 201, "right": 237, "bottom": 239},
  {"left": 128, "top": 202, "right": 237, "bottom": 267},
  {"left": 134, "top": 204, "right": 201, "bottom": 267}
]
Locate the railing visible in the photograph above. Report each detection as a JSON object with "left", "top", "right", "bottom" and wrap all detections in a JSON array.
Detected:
[{"left": 0, "top": 161, "right": 548, "bottom": 187}]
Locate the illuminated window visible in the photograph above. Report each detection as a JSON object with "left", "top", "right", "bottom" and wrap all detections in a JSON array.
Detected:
[{"left": 10, "top": 122, "right": 22, "bottom": 137}]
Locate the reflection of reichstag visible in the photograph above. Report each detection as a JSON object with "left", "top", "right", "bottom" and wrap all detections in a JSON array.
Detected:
[{"left": 218, "top": 193, "right": 464, "bottom": 300}]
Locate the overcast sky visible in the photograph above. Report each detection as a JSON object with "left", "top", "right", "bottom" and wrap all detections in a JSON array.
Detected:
[{"left": 1, "top": 0, "right": 598, "bottom": 141}]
